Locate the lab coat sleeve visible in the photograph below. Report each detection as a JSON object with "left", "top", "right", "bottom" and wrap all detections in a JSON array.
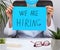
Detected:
[
  {"left": 44, "top": 18, "right": 56, "bottom": 37},
  {"left": 4, "top": 20, "right": 16, "bottom": 36}
]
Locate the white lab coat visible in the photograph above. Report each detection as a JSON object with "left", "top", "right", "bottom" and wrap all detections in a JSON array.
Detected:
[{"left": 4, "top": 18, "right": 55, "bottom": 38}]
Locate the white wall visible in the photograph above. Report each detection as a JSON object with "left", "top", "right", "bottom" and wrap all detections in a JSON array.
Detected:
[{"left": 52, "top": 0, "right": 60, "bottom": 28}]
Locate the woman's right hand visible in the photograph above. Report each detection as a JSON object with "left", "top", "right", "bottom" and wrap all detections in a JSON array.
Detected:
[{"left": 6, "top": 5, "right": 13, "bottom": 28}]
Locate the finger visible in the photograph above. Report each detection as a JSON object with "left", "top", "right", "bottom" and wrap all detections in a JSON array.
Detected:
[
  {"left": 47, "top": 9, "right": 54, "bottom": 13},
  {"left": 8, "top": 4, "right": 13, "bottom": 11},
  {"left": 46, "top": 6, "right": 53, "bottom": 10},
  {"left": 9, "top": 6, "right": 12, "bottom": 10},
  {"left": 46, "top": 6, "right": 53, "bottom": 8},
  {"left": 6, "top": 10, "right": 11, "bottom": 18},
  {"left": 47, "top": 8, "right": 53, "bottom": 11},
  {"left": 6, "top": 9, "right": 11, "bottom": 14},
  {"left": 6, "top": 9, "right": 10, "bottom": 15},
  {"left": 10, "top": 4, "right": 13, "bottom": 8},
  {"left": 7, "top": 8, "right": 11, "bottom": 13},
  {"left": 8, "top": 7, "right": 12, "bottom": 13},
  {"left": 6, "top": 9, "right": 8, "bottom": 13}
]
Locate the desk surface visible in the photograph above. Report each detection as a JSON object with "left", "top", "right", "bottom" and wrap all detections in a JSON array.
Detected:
[{"left": 6, "top": 38, "right": 52, "bottom": 50}]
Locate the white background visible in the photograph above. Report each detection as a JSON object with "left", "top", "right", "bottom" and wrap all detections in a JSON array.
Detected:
[{"left": 52, "top": 0, "right": 60, "bottom": 28}]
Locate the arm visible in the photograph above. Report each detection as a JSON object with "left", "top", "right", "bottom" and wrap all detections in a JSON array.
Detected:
[
  {"left": 4, "top": 20, "right": 16, "bottom": 36},
  {"left": 43, "top": 6, "right": 55, "bottom": 37},
  {"left": 44, "top": 18, "right": 56, "bottom": 37},
  {"left": 46, "top": 6, "right": 54, "bottom": 27},
  {"left": 4, "top": 5, "right": 16, "bottom": 36}
]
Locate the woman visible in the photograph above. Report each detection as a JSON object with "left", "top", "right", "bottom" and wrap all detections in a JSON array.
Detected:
[{"left": 4, "top": 0, "right": 55, "bottom": 38}]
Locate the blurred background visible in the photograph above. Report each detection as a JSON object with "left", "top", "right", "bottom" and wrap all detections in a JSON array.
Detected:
[{"left": 0, "top": 0, "right": 60, "bottom": 37}]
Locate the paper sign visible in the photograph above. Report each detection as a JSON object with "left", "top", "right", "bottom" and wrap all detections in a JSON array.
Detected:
[{"left": 12, "top": 7, "right": 47, "bottom": 30}]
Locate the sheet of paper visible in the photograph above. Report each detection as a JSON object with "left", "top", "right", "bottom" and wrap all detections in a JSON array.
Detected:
[{"left": 12, "top": 7, "right": 47, "bottom": 30}]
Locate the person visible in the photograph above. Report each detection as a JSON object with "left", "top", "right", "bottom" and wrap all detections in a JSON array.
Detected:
[{"left": 4, "top": 0, "right": 55, "bottom": 38}]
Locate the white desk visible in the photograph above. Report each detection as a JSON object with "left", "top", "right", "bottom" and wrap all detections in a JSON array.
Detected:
[{"left": 6, "top": 38, "right": 52, "bottom": 50}]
